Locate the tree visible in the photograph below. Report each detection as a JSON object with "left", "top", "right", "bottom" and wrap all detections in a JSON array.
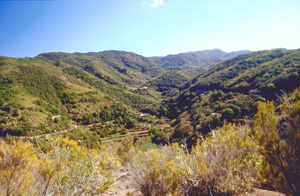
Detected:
[
  {"left": 126, "top": 118, "right": 137, "bottom": 129},
  {"left": 211, "top": 114, "right": 220, "bottom": 128},
  {"left": 221, "top": 108, "right": 234, "bottom": 121},
  {"left": 228, "top": 104, "right": 241, "bottom": 116}
]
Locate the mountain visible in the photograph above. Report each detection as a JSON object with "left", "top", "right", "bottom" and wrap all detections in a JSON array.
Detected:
[
  {"left": 193, "top": 49, "right": 250, "bottom": 58},
  {"left": 148, "top": 49, "right": 250, "bottom": 70}
]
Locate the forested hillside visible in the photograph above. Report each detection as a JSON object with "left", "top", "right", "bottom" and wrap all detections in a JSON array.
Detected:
[{"left": 147, "top": 49, "right": 250, "bottom": 95}]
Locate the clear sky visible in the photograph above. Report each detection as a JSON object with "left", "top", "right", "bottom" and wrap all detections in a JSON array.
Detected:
[{"left": 0, "top": 0, "right": 300, "bottom": 58}]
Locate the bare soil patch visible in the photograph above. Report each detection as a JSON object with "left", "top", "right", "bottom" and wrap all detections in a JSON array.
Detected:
[
  {"left": 244, "top": 188, "right": 286, "bottom": 196},
  {"left": 103, "top": 167, "right": 142, "bottom": 196}
]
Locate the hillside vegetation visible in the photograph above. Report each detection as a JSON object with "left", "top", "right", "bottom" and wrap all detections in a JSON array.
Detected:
[
  {"left": 148, "top": 68, "right": 206, "bottom": 96},
  {"left": 147, "top": 49, "right": 250, "bottom": 95},
  {"left": 186, "top": 49, "right": 300, "bottom": 96},
  {"left": 0, "top": 51, "right": 161, "bottom": 136}
]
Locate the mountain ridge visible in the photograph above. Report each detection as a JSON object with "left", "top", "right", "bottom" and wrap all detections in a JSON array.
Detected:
[{"left": 148, "top": 49, "right": 250, "bottom": 70}]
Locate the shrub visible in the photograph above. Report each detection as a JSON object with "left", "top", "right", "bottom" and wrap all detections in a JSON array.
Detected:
[
  {"left": 183, "top": 124, "right": 262, "bottom": 195},
  {"left": 129, "top": 124, "right": 262, "bottom": 196},
  {"left": 129, "top": 144, "right": 184, "bottom": 196}
]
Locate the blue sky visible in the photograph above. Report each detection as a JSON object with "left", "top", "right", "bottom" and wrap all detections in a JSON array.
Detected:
[{"left": 0, "top": 0, "right": 300, "bottom": 58}]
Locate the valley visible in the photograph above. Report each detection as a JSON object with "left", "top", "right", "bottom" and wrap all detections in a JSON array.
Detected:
[{"left": 1, "top": 48, "right": 300, "bottom": 195}]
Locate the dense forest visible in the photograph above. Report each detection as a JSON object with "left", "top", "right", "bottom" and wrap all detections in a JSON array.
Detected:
[{"left": 1, "top": 48, "right": 300, "bottom": 195}]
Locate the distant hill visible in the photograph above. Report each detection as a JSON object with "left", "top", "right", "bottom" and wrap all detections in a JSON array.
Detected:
[
  {"left": 38, "top": 50, "right": 163, "bottom": 86},
  {"left": 148, "top": 49, "right": 250, "bottom": 70},
  {"left": 192, "top": 49, "right": 250, "bottom": 59}
]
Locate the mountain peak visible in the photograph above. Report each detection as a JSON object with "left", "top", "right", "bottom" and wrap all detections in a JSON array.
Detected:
[{"left": 148, "top": 49, "right": 250, "bottom": 70}]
